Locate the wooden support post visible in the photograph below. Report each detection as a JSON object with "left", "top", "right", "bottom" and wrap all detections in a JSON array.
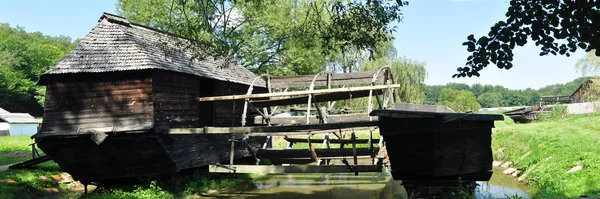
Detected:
[
  {"left": 323, "top": 133, "right": 331, "bottom": 165},
  {"left": 369, "top": 129, "right": 374, "bottom": 164},
  {"left": 324, "top": 133, "right": 331, "bottom": 149},
  {"left": 286, "top": 135, "right": 294, "bottom": 149},
  {"left": 313, "top": 96, "right": 326, "bottom": 124},
  {"left": 375, "top": 93, "right": 383, "bottom": 110},
  {"left": 248, "top": 102, "right": 269, "bottom": 121},
  {"left": 306, "top": 94, "right": 312, "bottom": 124},
  {"left": 308, "top": 135, "right": 319, "bottom": 164},
  {"left": 351, "top": 130, "right": 358, "bottom": 176},
  {"left": 339, "top": 129, "right": 345, "bottom": 149},
  {"left": 262, "top": 136, "right": 272, "bottom": 149},
  {"left": 242, "top": 138, "right": 260, "bottom": 165},
  {"left": 230, "top": 134, "right": 235, "bottom": 166},
  {"left": 326, "top": 73, "right": 332, "bottom": 111},
  {"left": 30, "top": 143, "right": 37, "bottom": 159}
]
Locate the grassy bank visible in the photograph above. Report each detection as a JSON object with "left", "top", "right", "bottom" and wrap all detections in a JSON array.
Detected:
[{"left": 492, "top": 114, "right": 600, "bottom": 198}]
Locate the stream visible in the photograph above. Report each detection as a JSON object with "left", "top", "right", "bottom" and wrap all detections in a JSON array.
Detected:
[{"left": 212, "top": 167, "right": 529, "bottom": 199}]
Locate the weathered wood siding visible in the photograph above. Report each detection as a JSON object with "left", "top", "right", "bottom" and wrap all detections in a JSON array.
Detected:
[
  {"left": 212, "top": 82, "right": 267, "bottom": 127},
  {"left": 41, "top": 71, "right": 154, "bottom": 132},
  {"left": 152, "top": 71, "right": 210, "bottom": 128},
  {"left": 378, "top": 117, "right": 494, "bottom": 181}
]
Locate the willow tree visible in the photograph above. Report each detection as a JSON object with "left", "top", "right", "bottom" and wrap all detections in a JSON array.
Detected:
[{"left": 575, "top": 50, "right": 600, "bottom": 103}]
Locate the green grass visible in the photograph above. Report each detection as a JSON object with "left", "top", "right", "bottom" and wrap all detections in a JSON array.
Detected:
[
  {"left": 0, "top": 162, "right": 68, "bottom": 199},
  {"left": 86, "top": 173, "right": 263, "bottom": 198},
  {"left": 492, "top": 113, "right": 600, "bottom": 198},
  {"left": 0, "top": 135, "right": 36, "bottom": 165}
]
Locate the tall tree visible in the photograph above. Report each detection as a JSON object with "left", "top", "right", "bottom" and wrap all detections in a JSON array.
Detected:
[
  {"left": 362, "top": 55, "right": 427, "bottom": 104},
  {"left": 477, "top": 92, "right": 504, "bottom": 108},
  {"left": 0, "top": 24, "right": 75, "bottom": 114},
  {"left": 457, "top": 1, "right": 600, "bottom": 78},
  {"left": 117, "top": 0, "right": 408, "bottom": 75},
  {"left": 437, "top": 88, "right": 481, "bottom": 112}
]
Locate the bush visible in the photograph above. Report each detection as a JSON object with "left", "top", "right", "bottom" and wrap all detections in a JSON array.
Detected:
[{"left": 539, "top": 104, "right": 569, "bottom": 122}]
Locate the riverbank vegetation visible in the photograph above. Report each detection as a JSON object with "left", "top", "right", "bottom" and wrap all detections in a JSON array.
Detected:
[{"left": 492, "top": 113, "right": 600, "bottom": 198}]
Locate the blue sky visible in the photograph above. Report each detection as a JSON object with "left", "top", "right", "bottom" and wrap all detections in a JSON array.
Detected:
[{"left": 0, "top": 0, "right": 585, "bottom": 89}]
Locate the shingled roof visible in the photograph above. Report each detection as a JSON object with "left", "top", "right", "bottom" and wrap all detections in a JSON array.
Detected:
[
  {"left": 0, "top": 112, "right": 40, "bottom": 124},
  {"left": 40, "top": 13, "right": 264, "bottom": 87}
]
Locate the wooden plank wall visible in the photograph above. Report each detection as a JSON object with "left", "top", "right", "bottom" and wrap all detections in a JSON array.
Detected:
[
  {"left": 212, "top": 82, "right": 268, "bottom": 127},
  {"left": 213, "top": 82, "right": 248, "bottom": 127},
  {"left": 153, "top": 71, "right": 206, "bottom": 128},
  {"left": 42, "top": 71, "right": 154, "bottom": 132}
]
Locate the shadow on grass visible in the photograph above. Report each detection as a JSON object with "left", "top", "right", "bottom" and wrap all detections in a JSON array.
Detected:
[{"left": 0, "top": 161, "right": 71, "bottom": 199}]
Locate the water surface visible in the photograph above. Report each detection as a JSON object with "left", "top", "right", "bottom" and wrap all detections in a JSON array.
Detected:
[{"left": 212, "top": 167, "right": 529, "bottom": 199}]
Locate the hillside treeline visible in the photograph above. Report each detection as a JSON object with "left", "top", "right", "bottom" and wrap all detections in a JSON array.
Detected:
[
  {"left": 0, "top": 24, "right": 76, "bottom": 115},
  {"left": 425, "top": 77, "right": 588, "bottom": 108}
]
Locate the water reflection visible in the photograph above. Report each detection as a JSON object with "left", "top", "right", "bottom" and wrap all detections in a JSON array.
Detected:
[
  {"left": 212, "top": 167, "right": 528, "bottom": 199},
  {"left": 475, "top": 167, "right": 530, "bottom": 199}
]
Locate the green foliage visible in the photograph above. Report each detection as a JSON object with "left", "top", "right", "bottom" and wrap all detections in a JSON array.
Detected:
[
  {"left": 477, "top": 92, "right": 504, "bottom": 108},
  {"left": 117, "top": 0, "right": 408, "bottom": 75},
  {"left": 492, "top": 114, "right": 600, "bottom": 198},
  {"left": 538, "top": 104, "right": 569, "bottom": 122},
  {"left": 0, "top": 135, "right": 36, "bottom": 165},
  {"left": 457, "top": 1, "right": 600, "bottom": 78},
  {"left": 424, "top": 77, "right": 591, "bottom": 108},
  {"left": 437, "top": 88, "right": 481, "bottom": 112},
  {"left": 538, "top": 77, "right": 587, "bottom": 96},
  {"left": 86, "top": 174, "right": 254, "bottom": 198},
  {"left": 87, "top": 181, "right": 174, "bottom": 199},
  {"left": 576, "top": 50, "right": 600, "bottom": 77},
  {"left": 0, "top": 24, "right": 75, "bottom": 114},
  {"left": 361, "top": 56, "right": 427, "bottom": 104}
]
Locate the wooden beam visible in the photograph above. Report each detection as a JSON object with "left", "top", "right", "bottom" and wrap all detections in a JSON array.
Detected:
[
  {"left": 370, "top": 110, "right": 504, "bottom": 121},
  {"left": 206, "top": 121, "right": 377, "bottom": 134},
  {"left": 209, "top": 164, "right": 382, "bottom": 174},
  {"left": 257, "top": 148, "right": 374, "bottom": 159},
  {"left": 169, "top": 126, "right": 377, "bottom": 136},
  {"left": 198, "top": 85, "right": 400, "bottom": 102},
  {"left": 284, "top": 137, "right": 380, "bottom": 144},
  {"left": 249, "top": 89, "right": 383, "bottom": 107},
  {"left": 253, "top": 114, "right": 376, "bottom": 125}
]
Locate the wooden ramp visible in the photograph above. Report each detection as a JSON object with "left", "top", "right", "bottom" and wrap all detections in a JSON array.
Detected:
[{"left": 9, "top": 155, "right": 52, "bottom": 169}]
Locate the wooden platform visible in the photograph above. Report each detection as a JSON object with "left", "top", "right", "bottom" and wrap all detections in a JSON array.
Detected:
[
  {"left": 209, "top": 164, "right": 382, "bottom": 174},
  {"left": 169, "top": 121, "right": 378, "bottom": 135}
]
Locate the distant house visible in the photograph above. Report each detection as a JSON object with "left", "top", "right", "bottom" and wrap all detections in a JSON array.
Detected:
[
  {"left": 570, "top": 79, "right": 598, "bottom": 103},
  {"left": 0, "top": 108, "right": 41, "bottom": 136}
]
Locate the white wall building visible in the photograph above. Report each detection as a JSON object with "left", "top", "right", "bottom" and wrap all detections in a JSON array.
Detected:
[{"left": 0, "top": 108, "right": 41, "bottom": 136}]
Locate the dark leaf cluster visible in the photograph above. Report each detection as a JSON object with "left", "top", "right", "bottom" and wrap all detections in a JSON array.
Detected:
[{"left": 456, "top": 1, "right": 600, "bottom": 78}]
